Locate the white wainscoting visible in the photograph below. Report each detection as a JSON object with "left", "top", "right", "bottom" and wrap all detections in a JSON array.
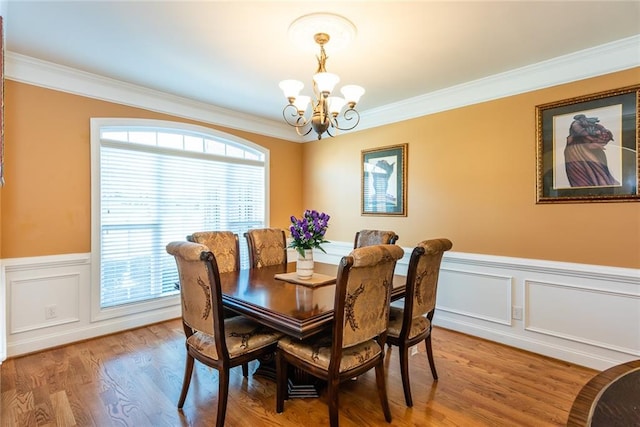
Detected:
[
  {"left": 313, "top": 242, "right": 640, "bottom": 371},
  {"left": 3, "top": 244, "right": 639, "bottom": 371},
  {"left": 2, "top": 253, "right": 180, "bottom": 357}
]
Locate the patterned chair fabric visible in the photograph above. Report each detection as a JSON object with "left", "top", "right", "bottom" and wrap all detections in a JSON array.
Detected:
[
  {"left": 386, "top": 238, "right": 452, "bottom": 407},
  {"left": 276, "top": 244, "right": 405, "bottom": 427},
  {"left": 187, "top": 231, "right": 240, "bottom": 274},
  {"left": 187, "top": 231, "right": 241, "bottom": 319},
  {"left": 353, "top": 229, "right": 399, "bottom": 248},
  {"left": 244, "top": 228, "right": 287, "bottom": 268},
  {"left": 166, "top": 241, "right": 284, "bottom": 427}
]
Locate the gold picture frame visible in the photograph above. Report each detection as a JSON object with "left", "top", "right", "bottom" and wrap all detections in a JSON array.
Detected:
[
  {"left": 536, "top": 85, "right": 639, "bottom": 203},
  {"left": 361, "top": 143, "right": 407, "bottom": 216}
]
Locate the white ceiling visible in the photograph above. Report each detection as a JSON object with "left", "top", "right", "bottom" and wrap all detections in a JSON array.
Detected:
[{"left": 5, "top": 1, "right": 640, "bottom": 139}]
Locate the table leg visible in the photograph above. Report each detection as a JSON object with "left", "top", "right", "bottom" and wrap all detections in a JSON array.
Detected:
[
  {"left": 286, "top": 367, "right": 324, "bottom": 398},
  {"left": 252, "top": 353, "right": 324, "bottom": 398},
  {"left": 253, "top": 352, "right": 276, "bottom": 380}
]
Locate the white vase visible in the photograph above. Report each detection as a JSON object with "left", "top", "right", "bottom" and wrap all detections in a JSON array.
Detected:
[{"left": 296, "top": 249, "right": 314, "bottom": 279}]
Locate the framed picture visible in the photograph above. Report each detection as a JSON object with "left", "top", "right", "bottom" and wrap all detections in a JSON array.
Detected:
[
  {"left": 361, "top": 143, "right": 407, "bottom": 216},
  {"left": 536, "top": 85, "right": 639, "bottom": 203}
]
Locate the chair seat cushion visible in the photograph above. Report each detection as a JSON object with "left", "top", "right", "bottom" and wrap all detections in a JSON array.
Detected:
[
  {"left": 278, "top": 334, "right": 382, "bottom": 373},
  {"left": 387, "top": 306, "right": 430, "bottom": 340},
  {"left": 187, "top": 316, "right": 283, "bottom": 360}
]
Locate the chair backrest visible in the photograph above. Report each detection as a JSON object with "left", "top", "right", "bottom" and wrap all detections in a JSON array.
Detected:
[
  {"left": 333, "top": 244, "right": 405, "bottom": 352},
  {"left": 187, "top": 231, "right": 240, "bottom": 273},
  {"left": 166, "top": 241, "right": 229, "bottom": 357},
  {"left": 354, "top": 229, "right": 399, "bottom": 249},
  {"left": 244, "top": 228, "right": 287, "bottom": 268},
  {"left": 404, "top": 238, "right": 452, "bottom": 324}
]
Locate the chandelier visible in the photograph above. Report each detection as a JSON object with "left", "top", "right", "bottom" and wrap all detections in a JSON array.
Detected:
[{"left": 279, "top": 30, "right": 365, "bottom": 140}]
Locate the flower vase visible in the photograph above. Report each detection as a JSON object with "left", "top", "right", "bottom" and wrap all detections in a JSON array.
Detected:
[{"left": 296, "top": 249, "right": 314, "bottom": 279}]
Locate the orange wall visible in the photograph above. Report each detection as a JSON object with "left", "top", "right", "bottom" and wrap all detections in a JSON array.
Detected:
[
  {"left": 302, "top": 68, "right": 640, "bottom": 268},
  {"left": 1, "top": 82, "right": 302, "bottom": 258},
  {"left": 2, "top": 70, "right": 639, "bottom": 268}
]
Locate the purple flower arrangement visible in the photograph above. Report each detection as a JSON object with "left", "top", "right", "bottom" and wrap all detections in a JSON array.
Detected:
[{"left": 288, "top": 209, "right": 331, "bottom": 257}]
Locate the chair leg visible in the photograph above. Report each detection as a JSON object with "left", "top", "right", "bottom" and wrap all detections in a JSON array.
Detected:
[
  {"left": 178, "top": 353, "right": 195, "bottom": 408},
  {"left": 327, "top": 378, "right": 340, "bottom": 427},
  {"left": 242, "top": 362, "right": 249, "bottom": 377},
  {"left": 276, "top": 350, "right": 287, "bottom": 413},
  {"left": 425, "top": 335, "right": 438, "bottom": 380},
  {"left": 399, "top": 344, "right": 413, "bottom": 407},
  {"left": 375, "top": 360, "right": 392, "bottom": 423},
  {"left": 216, "top": 367, "right": 230, "bottom": 427}
]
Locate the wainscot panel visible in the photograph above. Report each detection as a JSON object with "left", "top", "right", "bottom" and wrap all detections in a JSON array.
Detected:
[
  {"left": 3, "top": 253, "right": 180, "bottom": 357},
  {"left": 10, "top": 272, "right": 81, "bottom": 333},
  {"left": 436, "top": 269, "right": 512, "bottom": 326},
  {"left": 526, "top": 279, "right": 639, "bottom": 356}
]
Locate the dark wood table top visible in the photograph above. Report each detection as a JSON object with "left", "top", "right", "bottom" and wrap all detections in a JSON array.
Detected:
[
  {"left": 219, "top": 262, "right": 406, "bottom": 339},
  {"left": 567, "top": 359, "right": 640, "bottom": 426}
]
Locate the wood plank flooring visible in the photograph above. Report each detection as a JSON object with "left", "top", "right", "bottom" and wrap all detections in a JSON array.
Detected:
[{"left": 1, "top": 319, "right": 596, "bottom": 426}]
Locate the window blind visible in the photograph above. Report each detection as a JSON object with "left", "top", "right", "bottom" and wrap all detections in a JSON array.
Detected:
[{"left": 98, "top": 129, "right": 265, "bottom": 309}]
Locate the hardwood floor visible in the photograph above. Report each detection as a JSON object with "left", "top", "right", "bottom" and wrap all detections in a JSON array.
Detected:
[{"left": 1, "top": 319, "right": 596, "bottom": 426}]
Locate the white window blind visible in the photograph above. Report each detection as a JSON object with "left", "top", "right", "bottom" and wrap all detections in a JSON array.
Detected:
[{"left": 95, "top": 122, "right": 266, "bottom": 310}]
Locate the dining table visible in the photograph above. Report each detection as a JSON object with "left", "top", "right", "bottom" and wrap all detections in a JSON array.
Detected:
[
  {"left": 218, "top": 261, "right": 407, "bottom": 340},
  {"left": 218, "top": 261, "right": 407, "bottom": 397},
  {"left": 567, "top": 359, "right": 640, "bottom": 426}
]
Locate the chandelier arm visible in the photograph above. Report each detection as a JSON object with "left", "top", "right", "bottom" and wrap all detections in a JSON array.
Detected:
[
  {"left": 296, "top": 124, "right": 313, "bottom": 137},
  {"left": 282, "top": 104, "right": 311, "bottom": 129},
  {"left": 333, "top": 108, "right": 361, "bottom": 131}
]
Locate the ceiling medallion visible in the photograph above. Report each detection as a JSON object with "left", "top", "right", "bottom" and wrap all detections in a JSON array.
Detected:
[{"left": 287, "top": 12, "right": 357, "bottom": 52}]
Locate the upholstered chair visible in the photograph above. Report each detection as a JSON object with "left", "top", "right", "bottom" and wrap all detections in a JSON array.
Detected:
[
  {"left": 166, "top": 241, "right": 284, "bottom": 427},
  {"left": 187, "top": 231, "right": 242, "bottom": 319},
  {"left": 187, "top": 231, "right": 240, "bottom": 273},
  {"left": 353, "top": 229, "right": 399, "bottom": 248},
  {"left": 386, "top": 238, "right": 452, "bottom": 407},
  {"left": 276, "top": 244, "right": 405, "bottom": 427},
  {"left": 244, "top": 228, "right": 287, "bottom": 268}
]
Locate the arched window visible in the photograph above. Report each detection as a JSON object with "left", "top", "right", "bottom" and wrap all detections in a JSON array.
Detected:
[{"left": 90, "top": 118, "right": 268, "bottom": 317}]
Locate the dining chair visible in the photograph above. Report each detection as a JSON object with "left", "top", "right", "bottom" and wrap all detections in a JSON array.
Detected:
[
  {"left": 166, "top": 241, "right": 284, "bottom": 427},
  {"left": 276, "top": 244, "right": 405, "bottom": 427},
  {"left": 244, "top": 228, "right": 287, "bottom": 268},
  {"left": 186, "top": 231, "right": 241, "bottom": 273},
  {"left": 353, "top": 229, "right": 399, "bottom": 248},
  {"left": 386, "top": 238, "right": 452, "bottom": 407},
  {"left": 187, "top": 231, "right": 241, "bottom": 319}
]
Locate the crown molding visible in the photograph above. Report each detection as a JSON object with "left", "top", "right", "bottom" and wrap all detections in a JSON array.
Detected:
[
  {"left": 6, "top": 35, "right": 639, "bottom": 143},
  {"left": 5, "top": 52, "right": 297, "bottom": 141},
  {"left": 358, "top": 35, "right": 640, "bottom": 131}
]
